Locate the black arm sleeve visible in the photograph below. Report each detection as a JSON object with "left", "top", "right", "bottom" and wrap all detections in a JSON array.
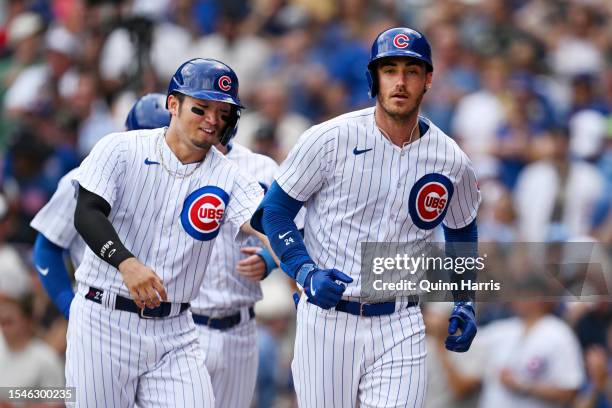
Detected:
[{"left": 74, "top": 185, "right": 134, "bottom": 269}]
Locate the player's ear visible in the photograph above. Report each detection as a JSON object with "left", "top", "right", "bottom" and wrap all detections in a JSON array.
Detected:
[
  {"left": 424, "top": 72, "right": 433, "bottom": 93},
  {"left": 167, "top": 94, "right": 181, "bottom": 116}
]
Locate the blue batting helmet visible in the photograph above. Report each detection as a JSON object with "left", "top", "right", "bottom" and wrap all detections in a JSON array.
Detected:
[
  {"left": 366, "top": 27, "right": 433, "bottom": 98},
  {"left": 166, "top": 58, "right": 244, "bottom": 145},
  {"left": 125, "top": 93, "right": 171, "bottom": 131}
]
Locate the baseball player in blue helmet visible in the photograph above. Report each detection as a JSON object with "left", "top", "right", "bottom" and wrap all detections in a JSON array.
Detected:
[
  {"left": 251, "top": 26, "right": 481, "bottom": 407},
  {"left": 366, "top": 27, "right": 433, "bottom": 98},
  {"left": 31, "top": 93, "right": 171, "bottom": 320},
  {"left": 125, "top": 93, "right": 171, "bottom": 131},
  {"left": 61, "top": 54, "right": 273, "bottom": 406},
  {"left": 166, "top": 58, "right": 243, "bottom": 146}
]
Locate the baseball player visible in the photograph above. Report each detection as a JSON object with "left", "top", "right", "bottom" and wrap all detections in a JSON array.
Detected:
[
  {"left": 31, "top": 93, "right": 172, "bottom": 319},
  {"left": 251, "top": 27, "right": 481, "bottom": 407},
  {"left": 191, "top": 140, "right": 280, "bottom": 408},
  {"left": 65, "top": 58, "right": 271, "bottom": 407}
]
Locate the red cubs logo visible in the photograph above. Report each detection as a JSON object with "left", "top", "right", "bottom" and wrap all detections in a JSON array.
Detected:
[
  {"left": 188, "top": 194, "right": 225, "bottom": 233},
  {"left": 416, "top": 182, "right": 448, "bottom": 221},
  {"left": 218, "top": 75, "right": 232, "bottom": 92},
  {"left": 181, "top": 186, "right": 229, "bottom": 241},
  {"left": 409, "top": 173, "right": 454, "bottom": 229},
  {"left": 393, "top": 33, "right": 409, "bottom": 49}
]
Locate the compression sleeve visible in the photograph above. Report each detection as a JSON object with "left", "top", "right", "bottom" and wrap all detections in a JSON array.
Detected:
[{"left": 74, "top": 185, "right": 134, "bottom": 268}]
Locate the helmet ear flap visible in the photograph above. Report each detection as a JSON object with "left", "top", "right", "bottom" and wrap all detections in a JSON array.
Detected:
[
  {"left": 219, "top": 106, "right": 241, "bottom": 146},
  {"left": 366, "top": 68, "right": 377, "bottom": 98}
]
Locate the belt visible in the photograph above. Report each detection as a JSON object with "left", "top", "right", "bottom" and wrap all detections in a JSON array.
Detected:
[
  {"left": 193, "top": 307, "right": 255, "bottom": 330},
  {"left": 85, "top": 287, "right": 190, "bottom": 319},
  {"left": 335, "top": 298, "right": 419, "bottom": 317}
]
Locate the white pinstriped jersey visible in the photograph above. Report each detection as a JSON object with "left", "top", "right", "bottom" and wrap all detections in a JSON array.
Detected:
[
  {"left": 30, "top": 168, "right": 86, "bottom": 268},
  {"left": 74, "top": 128, "right": 264, "bottom": 303},
  {"left": 191, "top": 143, "right": 278, "bottom": 314},
  {"left": 277, "top": 107, "right": 481, "bottom": 298}
]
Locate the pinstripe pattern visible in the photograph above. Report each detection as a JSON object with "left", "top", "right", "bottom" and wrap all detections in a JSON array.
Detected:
[
  {"left": 30, "top": 168, "right": 86, "bottom": 267},
  {"left": 276, "top": 107, "right": 480, "bottom": 298},
  {"left": 196, "top": 319, "right": 258, "bottom": 407},
  {"left": 188, "top": 143, "right": 273, "bottom": 407},
  {"left": 293, "top": 296, "right": 426, "bottom": 407},
  {"left": 73, "top": 128, "right": 264, "bottom": 303},
  {"left": 191, "top": 143, "right": 278, "bottom": 314},
  {"left": 66, "top": 290, "right": 214, "bottom": 407},
  {"left": 66, "top": 129, "right": 263, "bottom": 406},
  {"left": 276, "top": 107, "right": 480, "bottom": 406}
]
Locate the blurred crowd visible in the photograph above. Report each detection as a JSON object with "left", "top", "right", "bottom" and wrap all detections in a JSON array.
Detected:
[{"left": 0, "top": 0, "right": 610, "bottom": 407}]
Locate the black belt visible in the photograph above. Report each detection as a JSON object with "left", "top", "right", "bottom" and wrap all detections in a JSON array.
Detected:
[
  {"left": 193, "top": 307, "right": 255, "bottom": 330},
  {"left": 85, "top": 287, "right": 190, "bottom": 319},
  {"left": 335, "top": 298, "right": 419, "bottom": 317}
]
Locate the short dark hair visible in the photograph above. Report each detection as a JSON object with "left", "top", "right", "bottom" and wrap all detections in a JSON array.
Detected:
[{"left": 169, "top": 92, "right": 186, "bottom": 114}]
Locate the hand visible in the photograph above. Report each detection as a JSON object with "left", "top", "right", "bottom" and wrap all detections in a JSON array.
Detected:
[
  {"left": 445, "top": 301, "right": 477, "bottom": 352},
  {"left": 118, "top": 257, "right": 167, "bottom": 309},
  {"left": 237, "top": 247, "right": 267, "bottom": 281},
  {"left": 303, "top": 268, "right": 353, "bottom": 309},
  {"left": 500, "top": 368, "right": 528, "bottom": 394},
  {"left": 585, "top": 346, "right": 609, "bottom": 390}
]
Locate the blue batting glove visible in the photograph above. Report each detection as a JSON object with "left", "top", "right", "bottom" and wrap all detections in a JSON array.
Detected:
[
  {"left": 445, "top": 301, "right": 477, "bottom": 352},
  {"left": 302, "top": 267, "right": 353, "bottom": 309}
]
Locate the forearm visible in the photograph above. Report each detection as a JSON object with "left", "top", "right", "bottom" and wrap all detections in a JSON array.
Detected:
[
  {"left": 251, "top": 182, "right": 313, "bottom": 282},
  {"left": 443, "top": 220, "right": 478, "bottom": 302},
  {"left": 241, "top": 223, "right": 280, "bottom": 267},
  {"left": 74, "top": 185, "right": 134, "bottom": 268},
  {"left": 525, "top": 384, "right": 578, "bottom": 404},
  {"left": 32, "top": 234, "right": 74, "bottom": 318},
  {"left": 437, "top": 346, "right": 481, "bottom": 398}
]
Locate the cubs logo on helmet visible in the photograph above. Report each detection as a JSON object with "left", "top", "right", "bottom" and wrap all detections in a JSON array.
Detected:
[
  {"left": 408, "top": 173, "right": 454, "bottom": 229},
  {"left": 393, "top": 33, "right": 409, "bottom": 48},
  {"left": 218, "top": 75, "right": 232, "bottom": 92},
  {"left": 180, "top": 186, "right": 230, "bottom": 241}
]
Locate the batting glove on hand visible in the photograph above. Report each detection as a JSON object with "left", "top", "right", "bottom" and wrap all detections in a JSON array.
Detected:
[
  {"left": 445, "top": 301, "right": 477, "bottom": 353},
  {"left": 302, "top": 267, "right": 353, "bottom": 309}
]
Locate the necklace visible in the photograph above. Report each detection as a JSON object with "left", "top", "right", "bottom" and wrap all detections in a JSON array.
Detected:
[{"left": 157, "top": 130, "right": 203, "bottom": 179}]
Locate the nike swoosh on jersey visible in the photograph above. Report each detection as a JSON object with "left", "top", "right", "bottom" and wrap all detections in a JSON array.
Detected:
[
  {"left": 278, "top": 231, "right": 291, "bottom": 239},
  {"left": 353, "top": 147, "right": 373, "bottom": 155},
  {"left": 144, "top": 158, "right": 160, "bottom": 165},
  {"left": 36, "top": 265, "right": 49, "bottom": 276}
]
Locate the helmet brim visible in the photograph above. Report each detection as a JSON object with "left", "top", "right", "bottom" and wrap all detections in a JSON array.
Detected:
[
  {"left": 176, "top": 89, "right": 245, "bottom": 109},
  {"left": 368, "top": 51, "right": 433, "bottom": 71}
]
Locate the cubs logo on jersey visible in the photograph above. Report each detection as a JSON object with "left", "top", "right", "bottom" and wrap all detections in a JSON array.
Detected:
[
  {"left": 526, "top": 356, "right": 548, "bottom": 379},
  {"left": 180, "top": 186, "right": 230, "bottom": 241},
  {"left": 408, "top": 173, "right": 454, "bottom": 230}
]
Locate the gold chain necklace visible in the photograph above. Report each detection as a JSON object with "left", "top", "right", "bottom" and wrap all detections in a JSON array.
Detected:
[{"left": 157, "top": 131, "right": 203, "bottom": 179}]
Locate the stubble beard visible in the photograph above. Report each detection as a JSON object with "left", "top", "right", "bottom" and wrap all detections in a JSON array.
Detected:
[{"left": 378, "top": 90, "right": 425, "bottom": 124}]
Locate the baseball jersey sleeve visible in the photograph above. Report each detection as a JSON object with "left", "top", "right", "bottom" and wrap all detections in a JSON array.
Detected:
[
  {"left": 74, "top": 133, "right": 128, "bottom": 207},
  {"left": 226, "top": 171, "right": 265, "bottom": 235},
  {"left": 443, "top": 160, "right": 481, "bottom": 229},
  {"left": 276, "top": 125, "right": 338, "bottom": 202},
  {"left": 30, "top": 169, "right": 79, "bottom": 248},
  {"left": 548, "top": 326, "right": 585, "bottom": 389}
]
